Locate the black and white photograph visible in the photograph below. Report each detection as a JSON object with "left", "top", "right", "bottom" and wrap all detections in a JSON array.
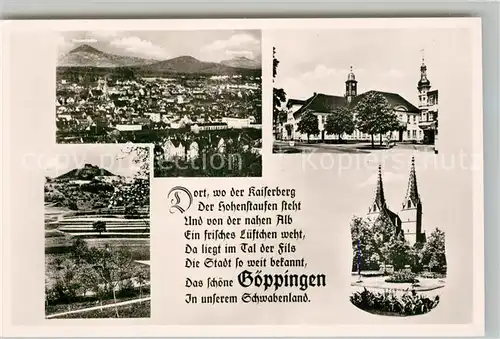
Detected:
[
  {"left": 349, "top": 156, "right": 446, "bottom": 316},
  {"left": 2, "top": 18, "right": 483, "bottom": 338},
  {"left": 272, "top": 29, "right": 450, "bottom": 155},
  {"left": 55, "top": 30, "right": 262, "bottom": 177},
  {"left": 44, "top": 144, "right": 151, "bottom": 319}
]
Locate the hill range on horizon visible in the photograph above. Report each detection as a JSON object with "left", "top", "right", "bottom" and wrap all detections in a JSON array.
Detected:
[
  {"left": 53, "top": 163, "right": 117, "bottom": 181},
  {"left": 58, "top": 44, "right": 261, "bottom": 75}
]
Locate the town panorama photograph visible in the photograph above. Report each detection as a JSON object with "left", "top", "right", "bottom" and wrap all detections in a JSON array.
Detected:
[{"left": 56, "top": 30, "right": 262, "bottom": 177}]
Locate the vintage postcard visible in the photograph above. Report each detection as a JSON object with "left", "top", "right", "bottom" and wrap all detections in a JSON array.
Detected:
[{"left": 1, "top": 18, "right": 484, "bottom": 337}]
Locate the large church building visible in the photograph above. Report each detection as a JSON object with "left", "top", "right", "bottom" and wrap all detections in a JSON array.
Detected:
[
  {"left": 367, "top": 157, "right": 426, "bottom": 246},
  {"left": 282, "top": 58, "right": 439, "bottom": 144}
]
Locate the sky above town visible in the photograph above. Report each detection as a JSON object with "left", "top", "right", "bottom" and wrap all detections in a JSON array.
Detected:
[
  {"left": 44, "top": 144, "right": 149, "bottom": 178},
  {"left": 300, "top": 150, "right": 474, "bottom": 242},
  {"left": 351, "top": 152, "right": 472, "bottom": 242},
  {"left": 271, "top": 28, "right": 471, "bottom": 106},
  {"left": 57, "top": 30, "right": 261, "bottom": 63}
]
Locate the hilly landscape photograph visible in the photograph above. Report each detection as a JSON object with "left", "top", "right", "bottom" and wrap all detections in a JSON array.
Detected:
[{"left": 44, "top": 145, "right": 151, "bottom": 319}]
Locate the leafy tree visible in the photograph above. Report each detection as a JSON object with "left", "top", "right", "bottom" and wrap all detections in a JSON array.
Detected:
[
  {"left": 350, "top": 217, "right": 378, "bottom": 272},
  {"left": 48, "top": 257, "right": 85, "bottom": 309},
  {"left": 108, "top": 146, "right": 150, "bottom": 211},
  {"left": 83, "top": 245, "right": 135, "bottom": 317},
  {"left": 273, "top": 47, "right": 287, "bottom": 139},
  {"left": 92, "top": 220, "right": 106, "bottom": 235},
  {"left": 371, "top": 213, "right": 398, "bottom": 244},
  {"left": 380, "top": 235, "right": 412, "bottom": 271},
  {"left": 324, "top": 107, "right": 356, "bottom": 142},
  {"left": 135, "top": 265, "right": 150, "bottom": 298},
  {"left": 355, "top": 92, "right": 400, "bottom": 147},
  {"left": 368, "top": 212, "right": 412, "bottom": 271},
  {"left": 78, "top": 260, "right": 103, "bottom": 300},
  {"left": 296, "top": 111, "right": 319, "bottom": 143},
  {"left": 69, "top": 238, "right": 90, "bottom": 265},
  {"left": 68, "top": 200, "right": 78, "bottom": 211},
  {"left": 409, "top": 241, "right": 425, "bottom": 273},
  {"left": 421, "top": 228, "right": 446, "bottom": 272}
]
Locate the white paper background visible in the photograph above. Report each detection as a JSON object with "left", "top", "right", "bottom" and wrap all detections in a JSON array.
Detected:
[{"left": 1, "top": 18, "right": 484, "bottom": 337}]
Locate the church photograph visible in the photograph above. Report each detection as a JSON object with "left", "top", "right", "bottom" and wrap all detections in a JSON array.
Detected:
[
  {"left": 271, "top": 29, "right": 450, "bottom": 155},
  {"left": 348, "top": 156, "right": 447, "bottom": 317}
]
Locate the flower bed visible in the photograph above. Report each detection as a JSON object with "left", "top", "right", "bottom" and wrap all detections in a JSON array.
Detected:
[
  {"left": 350, "top": 287, "right": 440, "bottom": 316},
  {"left": 385, "top": 271, "right": 419, "bottom": 283},
  {"left": 419, "top": 271, "right": 446, "bottom": 279}
]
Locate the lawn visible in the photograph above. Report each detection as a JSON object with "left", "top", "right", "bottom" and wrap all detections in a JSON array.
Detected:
[
  {"left": 46, "top": 289, "right": 151, "bottom": 316},
  {"left": 273, "top": 144, "right": 303, "bottom": 153},
  {"left": 45, "top": 235, "right": 150, "bottom": 260},
  {"left": 50, "top": 300, "right": 151, "bottom": 319},
  {"left": 351, "top": 275, "right": 446, "bottom": 293},
  {"left": 45, "top": 253, "right": 150, "bottom": 289}
]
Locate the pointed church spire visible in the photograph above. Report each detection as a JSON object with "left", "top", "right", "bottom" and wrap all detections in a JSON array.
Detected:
[
  {"left": 403, "top": 157, "right": 421, "bottom": 209},
  {"left": 369, "top": 165, "right": 386, "bottom": 213},
  {"left": 375, "top": 164, "right": 386, "bottom": 207}
]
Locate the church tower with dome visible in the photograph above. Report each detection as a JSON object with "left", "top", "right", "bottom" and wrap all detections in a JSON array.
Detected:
[
  {"left": 417, "top": 54, "right": 432, "bottom": 108},
  {"left": 345, "top": 66, "right": 358, "bottom": 104}
]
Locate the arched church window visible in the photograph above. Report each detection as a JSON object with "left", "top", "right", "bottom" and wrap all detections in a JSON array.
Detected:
[{"left": 408, "top": 200, "right": 412, "bottom": 208}]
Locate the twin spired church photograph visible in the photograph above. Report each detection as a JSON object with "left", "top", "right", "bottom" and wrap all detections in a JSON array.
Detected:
[
  {"left": 270, "top": 28, "right": 467, "bottom": 155},
  {"left": 349, "top": 157, "right": 446, "bottom": 317}
]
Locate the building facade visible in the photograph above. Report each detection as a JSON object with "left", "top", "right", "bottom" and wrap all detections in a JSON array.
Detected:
[
  {"left": 282, "top": 59, "right": 439, "bottom": 144},
  {"left": 366, "top": 158, "right": 426, "bottom": 246}
]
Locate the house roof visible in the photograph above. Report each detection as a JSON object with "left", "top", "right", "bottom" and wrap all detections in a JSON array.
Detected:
[
  {"left": 293, "top": 93, "right": 347, "bottom": 119},
  {"left": 350, "top": 90, "right": 420, "bottom": 113},
  {"left": 286, "top": 99, "right": 306, "bottom": 107},
  {"left": 291, "top": 90, "right": 420, "bottom": 119}
]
